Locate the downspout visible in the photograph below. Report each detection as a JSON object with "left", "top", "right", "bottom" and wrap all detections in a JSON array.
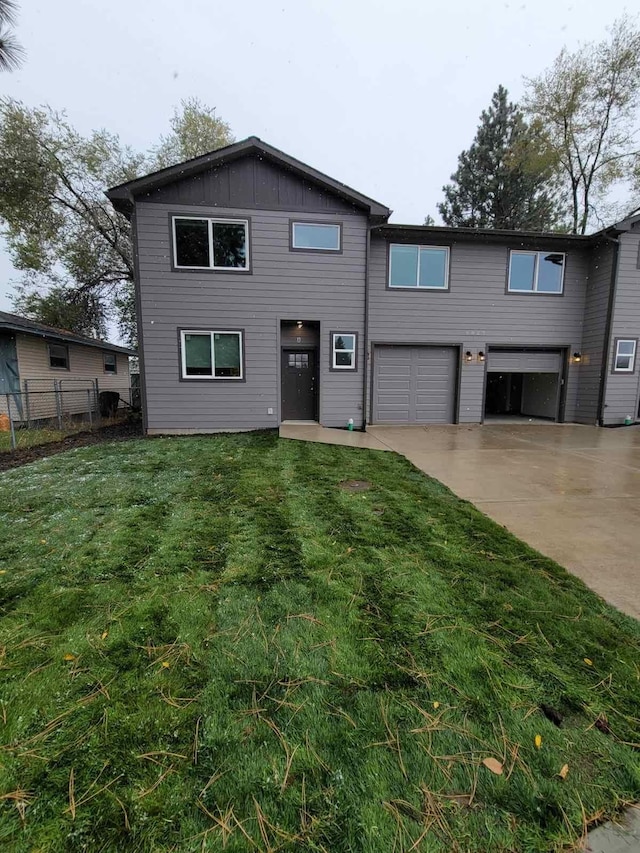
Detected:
[
  {"left": 596, "top": 235, "right": 621, "bottom": 426},
  {"left": 362, "top": 224, "right": 371, "bottom": 430}
]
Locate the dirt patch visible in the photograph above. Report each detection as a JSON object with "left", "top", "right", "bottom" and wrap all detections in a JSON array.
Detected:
[
  {"left": 0, "top": 421, "right": 143, "bottom": 473},
  {"left": 339, "top": 480, "right": 372, "bottom": 492}
]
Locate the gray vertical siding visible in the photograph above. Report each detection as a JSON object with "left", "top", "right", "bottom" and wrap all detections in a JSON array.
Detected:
[
  {"left": 142, "top": 155, "right": 359, "bottom": 214},
  {"left": 602, "top": 225, "right": 640, "bottom": 425},
  {"left": 574, "top": 242, "right": 614, "bottom": 424},
  {"left": 136, "top": 202, "right": 367, "bottom": 432},
  {"left": 367, "top": 236, "right": 588, "bottom": 423}
]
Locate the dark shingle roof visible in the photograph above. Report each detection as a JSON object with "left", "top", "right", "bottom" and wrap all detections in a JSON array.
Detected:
[{"left": 0, "top": 311, "right": 136, "bottom": 355}]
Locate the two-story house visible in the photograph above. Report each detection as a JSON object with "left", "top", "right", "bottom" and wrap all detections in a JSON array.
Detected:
[{"left": 106, "top": 137, "right": 640, "bottom": 433}]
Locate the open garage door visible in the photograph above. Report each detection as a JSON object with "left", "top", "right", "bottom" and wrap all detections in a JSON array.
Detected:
[
  {"left": 372, "top": 345, "right": 458, "bottom": 424},
  {"left": 485, "top": 348, "right": 564, "bottom": 421}
]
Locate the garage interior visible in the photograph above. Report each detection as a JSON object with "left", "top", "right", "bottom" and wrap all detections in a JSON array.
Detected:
[
  {"left": 485, "top": 372, "right": 560, "bottom": 420},
  {"left": 484, "top": 348, "right": 563, "bottom": 422}
]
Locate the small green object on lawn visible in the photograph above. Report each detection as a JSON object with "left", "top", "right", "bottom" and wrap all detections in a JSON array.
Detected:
[{"left": 0, "top": 432, "right": 638, "bottom": 851}]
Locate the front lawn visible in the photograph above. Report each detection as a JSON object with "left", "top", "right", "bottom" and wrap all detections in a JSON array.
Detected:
[{"left": 0, "top": 433, "right": 638, "bottom": 852}]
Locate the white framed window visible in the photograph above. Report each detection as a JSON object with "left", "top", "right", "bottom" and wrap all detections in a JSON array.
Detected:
[
  {"left": 172, "top": 216, "right": 249, "bottom": 271},
  {"left": 508, "top": 251, "right": 565, "bottom": 294},
  {"left": 180, "top": 330, "right": 244, "bottom": 379},
  {"left": 389, "top": 244, "right": 449, "bottom": 289},
  {"left": 331, "top": 332, "right": 357, "bottom": 370},
  {"left": 291, "top": 222, "right": 341, "bottom": 252},
  {"left": 614, "top": 339, "right": 637, "bottom": 373}
]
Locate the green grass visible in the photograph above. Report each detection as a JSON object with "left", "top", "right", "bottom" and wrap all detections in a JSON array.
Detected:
[
  {"left": 0, "top": 432, "right": 638, "bottom": 852},
  {"left": 0, "top": 427, "right": 78, "bottom": 452}
]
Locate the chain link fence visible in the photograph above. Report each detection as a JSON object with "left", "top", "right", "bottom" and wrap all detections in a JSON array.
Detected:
[{"left": 1, "top": 377, "right": 140, "bottom": 450}]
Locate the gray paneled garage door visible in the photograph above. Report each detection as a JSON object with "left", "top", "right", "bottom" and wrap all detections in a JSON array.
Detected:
[{"left": 372, "top": 346, "right": 457, "bottom": 423}]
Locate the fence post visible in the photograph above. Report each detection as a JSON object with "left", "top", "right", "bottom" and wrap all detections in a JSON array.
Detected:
[
  {"left": 54, "top": 380, "right": 63, "bottom": 430},
  {"left": 6, "top": 394, "right": 16, "bottom": 450},
  {"left": 24, "top": 380, "right": 31, "bottom": 428},
  {"left": 87, "top": 389, "right": 93, "bottom": 427}
]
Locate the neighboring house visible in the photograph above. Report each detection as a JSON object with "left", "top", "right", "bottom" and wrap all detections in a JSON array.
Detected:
[
  {"left": 106, "top": 137, "right": 640, "bottom": 432},
  {"left": 0, "top": 312, "right": 135, "bottom": 423}
]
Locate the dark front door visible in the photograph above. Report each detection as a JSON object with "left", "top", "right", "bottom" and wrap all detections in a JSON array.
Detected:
[{"left": 281, "top": 349, "right": 318, "bottom": 421}]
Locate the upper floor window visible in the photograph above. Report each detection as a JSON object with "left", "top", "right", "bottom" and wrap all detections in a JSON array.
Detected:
[
  {"left": 389, "top": 244, "right": 449, "bottom": 289},
  {"left": 291, "top": 222, "right": 341, "bottom": 252},
  {"left": 172, "top": 216, "right": 249, "bottom": 271},
  {"left": 103, "top": 353, "right": 117, "bottom": 374},
  {"left": 508, "top": 251, "right": 565, "bottom": 294},
  {"left": 48, "top": 343, "right": 69, "bottom": 370},
  {"left": 614, "top": 339, "right": 637, "bottom": 373},
  {"left": 180, "top": 330, "right": 244, "bottom": 380}
]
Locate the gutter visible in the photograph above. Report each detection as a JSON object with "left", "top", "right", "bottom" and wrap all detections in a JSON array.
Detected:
[{"left": 597, "top": 236, "right": 621, "bottom": 426}]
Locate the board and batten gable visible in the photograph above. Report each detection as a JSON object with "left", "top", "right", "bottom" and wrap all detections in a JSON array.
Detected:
[
  {"left": 135, "top": 200, "right": 368, "bottom": 432},
  {"left": 140, "top": 154, "right": 361, "bottom": 215},
  {"left": 574, "top": 242, "right": 615, "bottom": 424},
  {"left": 367, "top": 235, "right": 589, "bottom": 423},
  {"left": 601, "top": 224, "right": 640, "bottom": 425}
]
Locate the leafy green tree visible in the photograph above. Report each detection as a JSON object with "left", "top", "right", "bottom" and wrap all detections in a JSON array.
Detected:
[
  {"left": 438, "top": 86, "right": 562, "bottom": 231},
  {"left": 153, "top": 97, "right": 234, "bottom": 168},
  {"left": 0, "top": 99, "right": 234, "bottom": 345},
  {"left": 0, "top": 0, "right": 24, "bottom": 71},
  {"left": 12, "top": 275, "right": 108, "bottom": 339},
  {"left": 524, "top": 16, "right": 640, "bottom": 234}
]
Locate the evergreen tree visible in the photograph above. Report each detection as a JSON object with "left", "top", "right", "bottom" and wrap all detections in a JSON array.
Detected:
[{"left": 438, "top": 86, "right": 562, "bottom": 231}]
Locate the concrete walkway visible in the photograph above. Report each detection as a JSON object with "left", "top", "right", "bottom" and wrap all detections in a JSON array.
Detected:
[
  {"left": 369, "top": 423, "right": 640, "bottom": 619},
  {"left": 279, "top": 423, "right": 391, "bottom": 451}
]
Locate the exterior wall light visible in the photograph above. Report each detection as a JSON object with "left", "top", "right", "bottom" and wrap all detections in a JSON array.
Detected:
[
  {"left": 572, "top": 351, "right": 582, "bottom": 363},
  {"left": 465, "top": 351, "right": 473, "bottom": 363},
  {"left": 478, "top": 351, "right": 486, "bottom": 363},
  {"left": 296, "top": 321, "right": 303, "bottom": 329}
]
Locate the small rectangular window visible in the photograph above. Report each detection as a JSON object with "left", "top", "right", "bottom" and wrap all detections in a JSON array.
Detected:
[
  {"left": 180, "top": 330, "right": 243, "bottom": 379},
  {"left": 508, "top": 251, "right": 565, "bottom": 294},
  {"left": 332, "top": 332, "right": 357, "bottom": 370},
  {"left": 103, "top": 353, "right": 117, "bottom": 374},
  {"left": 291, "top": 222, "right": 341, "bottom": 251},
  {"left": 614, "top": 339, "right": 637, "bottom": 373},
  {"left": 172, "top": 217, "right": 249, "bottom": 270},
  {"left": 48, "top": 343, "right": 69, "bottom": 369},
  {"left": 389, "top": 244, "right": 449, "bottom": 289}
]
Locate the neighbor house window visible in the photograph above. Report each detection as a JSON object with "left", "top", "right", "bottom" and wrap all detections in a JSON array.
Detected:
[
  {"left": 389, "top": 244, "right": 449, "bottom": 289},
  {"left": 614, "top": 339, "right": 637, "bottom": 373},
  {"left": 180, "top": 330, "right": 243, "bottom": 379},
  {"left": 48, "top": 343, "right": 69, "bottom": 369},
  {"left": 103, "top": 353, "right": 117, "bottom": 374},
  {"left": 508, "top": 251, "right": 565, "bottom": 294},
  {"left": 172, "top": 217, "right": 249, "bottom": 270},
  {"left": 291, "top": 222, "right": 341, "bottom": 251},
  {"left": 331, "top": 333, "right": 357, "bottom": 370}
]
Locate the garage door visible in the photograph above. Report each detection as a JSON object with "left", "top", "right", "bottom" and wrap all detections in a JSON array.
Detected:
[
  {"left": 372, "top": 346, "right": 457, "bottom": 423},
  {"left": 487, "top": 349, "right": 562, "bottom": 373}
]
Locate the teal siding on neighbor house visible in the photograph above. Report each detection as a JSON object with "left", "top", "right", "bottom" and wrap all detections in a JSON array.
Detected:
[
  {"left": 136, "top": 202, "right": 367, "bottom": 432},
  {"left": 367, "top": 236, "right": 588, "bottom": 423}
]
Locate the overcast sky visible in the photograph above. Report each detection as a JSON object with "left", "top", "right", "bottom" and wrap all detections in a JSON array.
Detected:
[{"left": 0, "top": 0, "right": 632, "bottom": 331}]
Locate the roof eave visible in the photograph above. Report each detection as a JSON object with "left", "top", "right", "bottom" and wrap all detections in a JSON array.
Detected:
[{"left": 106, "top": 136, "right": 391, "bottom": 219}]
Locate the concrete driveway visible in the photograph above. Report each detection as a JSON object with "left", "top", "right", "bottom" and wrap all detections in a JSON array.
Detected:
[{"left": 368, "top": 423, "right": 640, "bottom": 619}]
